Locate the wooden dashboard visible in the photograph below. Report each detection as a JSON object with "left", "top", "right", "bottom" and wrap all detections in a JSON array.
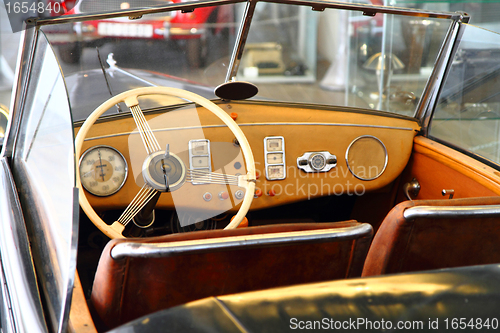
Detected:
[{"left": 75, "top": 101, "right": 420, "bottom": 213}]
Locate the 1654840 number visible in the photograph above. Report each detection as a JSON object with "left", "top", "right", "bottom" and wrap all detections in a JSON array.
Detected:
[{"left": 5, "top": 1, "right": 62, "bottom": 15}]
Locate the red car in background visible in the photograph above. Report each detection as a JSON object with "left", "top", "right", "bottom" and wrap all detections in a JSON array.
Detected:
[{"left": 47, "top": 0, "right": 224, "bottom": 67}]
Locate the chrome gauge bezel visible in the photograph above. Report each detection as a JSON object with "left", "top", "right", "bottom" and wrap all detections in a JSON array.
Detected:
[
  {"left": 297, "top": 151, "right": 337, "bottom": 173},
  {"left": 79, "top": 145, "right": 128, "bottom": 197},
  {"left": 345, "top": 135, "right": 388, "bottom": 181}
]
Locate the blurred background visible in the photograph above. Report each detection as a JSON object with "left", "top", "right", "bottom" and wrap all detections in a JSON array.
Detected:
[{"left": 0, "top": 0, "right": 498, "bottom": 110}]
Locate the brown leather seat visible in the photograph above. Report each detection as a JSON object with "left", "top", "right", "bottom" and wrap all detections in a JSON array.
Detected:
[
  {"left": 362, "top": 196, "right": 500, "bottom": 277},
  {"left": 91, "top": 221, "right": 373, "bottom": 330}
]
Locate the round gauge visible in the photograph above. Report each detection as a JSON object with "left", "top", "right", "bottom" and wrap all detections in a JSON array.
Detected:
[
  {"left": 309, "top": 153, "right": 326, "bottom": 171},
  {"left": 79, "top": 146, "right": 128, "bottom": 196}
]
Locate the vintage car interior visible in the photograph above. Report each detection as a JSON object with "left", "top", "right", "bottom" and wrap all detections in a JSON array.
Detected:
[{"left": 4, "top": 0, "right": 500, "bottom": 332}]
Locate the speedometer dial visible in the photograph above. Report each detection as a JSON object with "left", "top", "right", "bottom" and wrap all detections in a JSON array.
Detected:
[{"left": 79, "top": 146, "right": 128, "bottom": 196}]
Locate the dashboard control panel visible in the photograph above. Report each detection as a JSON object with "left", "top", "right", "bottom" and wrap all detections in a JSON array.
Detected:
[
  {"left": 264, "top": 136, "right": 286, "bottom": 180},
  {"left": 189, "top": 139, "right": 211, "bottom": 184},
  {"left": 297, "top": 151, "right": 337, "bottom": 173}
]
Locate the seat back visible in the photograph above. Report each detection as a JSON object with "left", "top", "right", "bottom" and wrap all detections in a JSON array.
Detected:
[
  {"left": 362, "top": 196, "right": 500, "bottom": 277},
  {"left": 91, "top": 221, "right": 373, "bottom": 329}
]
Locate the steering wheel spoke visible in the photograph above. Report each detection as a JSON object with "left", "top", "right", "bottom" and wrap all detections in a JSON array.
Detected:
[
  {"left": 128, "top": 103, "right": 161, "bottom": 155},
  {"left": 116, "top": 184, "right": 159, "bottom": 227},
  {"left": 186, "top": 169, "right": 240, "bottom": 186}
]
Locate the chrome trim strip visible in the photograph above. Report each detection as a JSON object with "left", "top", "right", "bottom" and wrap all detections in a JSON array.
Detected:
[
  {"left": 0, "top": 158, "right": 48, "bottom": 332},
  {"left": 36, "top": 0, "right": 246, "bottom": 26},
  {"left": 110, "top": 224, "right": 373, "bottom": 259},
  {"left": 2, "top": 24, "right": 38, "bottom": 159},
  {"left": 261, "top": 0, "right": 464, "bottom": 20},
  {"left": 404, "top": 205, "right": 500, "bottom": 220},
  {"left": 226, "top": 0, "right": 257, "bottom": 82},
  {"left": 83, "top": 122, "right": 414, "bottom": 141},
  {"left": 34, "top": 0, "right": 464, "bottom": 27},
  {"left": 415, "top": 20, "right": 461, "bottom": 134},
  {"left": 345, "top": 135, "right": 388, "bottom": 181}
]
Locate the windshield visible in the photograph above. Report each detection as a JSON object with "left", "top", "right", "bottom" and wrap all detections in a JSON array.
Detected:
[
  {"left": 430, "top": 24, "right": 500, "bottom": 166},
  {"left": 41, "top": 1, "right": 456, "bottom": 121},
  {"left": 12, "top": 30, "right": 77, "bottom": 333}
]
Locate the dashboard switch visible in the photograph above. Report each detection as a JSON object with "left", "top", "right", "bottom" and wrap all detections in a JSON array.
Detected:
[
  {"left": 264, "top": 136, "right": 286, "bottom": 180},
  {"left": 268, "top": 189, "right": 276, "bottom": 196},
  {"left": 254, "top": 188, "right": 263, "bottom": 198}
]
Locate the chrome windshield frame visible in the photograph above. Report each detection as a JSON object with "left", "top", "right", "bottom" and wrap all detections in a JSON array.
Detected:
[
  {"left": 2, "top": 22, "right": 38, "bottom": 159},
  {"left": 415, "top": 14, "right": 470, "bottom": 135}
]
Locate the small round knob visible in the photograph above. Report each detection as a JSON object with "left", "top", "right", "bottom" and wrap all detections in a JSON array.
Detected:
[
  {"left": 230, "top": 216, "right": 249, "bottom": 228},
  {"left": 230, "top": 112, "right": 238, "bottom": 120},
  {"left": 254, "top": 188, "right": 263, "bottom": 197},
  {"left": 203, "top": 192, "right": 212, "bottom": 201},
  {"left": 219, "top": 191, "right": 229, "bottom": 200},
  {"left": 235, "top": 190, "right": 244, "bottom": 200},
  {"left": 268, "top": 189, "right": 276, "bottom": 196}
]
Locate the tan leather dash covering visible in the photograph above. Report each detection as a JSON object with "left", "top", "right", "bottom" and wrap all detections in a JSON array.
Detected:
[{"left": 76, "top": 102, "right": 419, "bottom": 212}]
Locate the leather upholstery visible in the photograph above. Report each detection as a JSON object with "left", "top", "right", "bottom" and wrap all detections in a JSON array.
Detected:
[
  {"left": 362, "top": 196, "right": 500, "bottom": 277},
  {"left": 91, "top": 222, "right": 373, "bottom": 330}
]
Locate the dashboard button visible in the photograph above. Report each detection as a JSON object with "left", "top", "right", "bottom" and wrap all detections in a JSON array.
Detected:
[
  {"left": 266, "top": 138, "right": 283, "bottom": 151},
  {"left": 192, "top": 156, "right": 209, "bottom": 168},
  {"left": 203, "top": 192, "right": 212, "bottom": 201},
  {"left": 235, "top": 190, "right": 245, "bottom": 200},
  {"left": 219, "top": 191, "right": 229, "bottom": 200},
  {"left": 267, "top": 153, "right": 283, "bottom": 164},
  {"left": 267, "top": 165, "right": 285, "bottom": 179}
]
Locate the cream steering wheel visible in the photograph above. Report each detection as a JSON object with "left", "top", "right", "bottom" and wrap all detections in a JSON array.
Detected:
[{"left": 75, "top": 87, "right": 256, "bottom": 239}]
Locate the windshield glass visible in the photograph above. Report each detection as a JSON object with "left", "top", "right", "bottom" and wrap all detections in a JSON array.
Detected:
[
  {"left": 12, "top": 30, "right": 77, "bottom": 333},
  {"left": 42, "top": 1, "right": 454, "bottom": 120},
  {"left": 430, "top": 24, "right": 500, "bottom": 165},
  {"left": 43, "top": 3, "right": 245, "bottom": 121},
  {"left": 240, "top": 3, "right": 450, "bottom": 116}
]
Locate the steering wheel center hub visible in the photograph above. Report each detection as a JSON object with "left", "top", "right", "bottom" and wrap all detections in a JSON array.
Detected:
[{"left": 142, "top": 150, "right": 186, "bottom": 192}]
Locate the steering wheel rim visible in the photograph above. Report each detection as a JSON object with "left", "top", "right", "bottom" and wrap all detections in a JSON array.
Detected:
[{"left": 75, "top": 86, "right": 256, "bottom": 239}]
